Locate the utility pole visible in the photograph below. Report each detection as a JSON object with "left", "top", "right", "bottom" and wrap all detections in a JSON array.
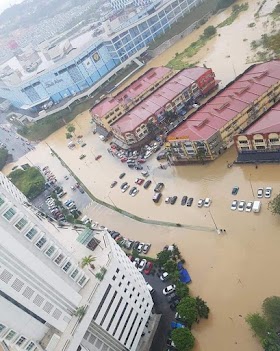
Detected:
[
  {"left": 249, "top": 174, "right": 255, "bottom": 197},
  {"left": 209, "top": 210, "right": 219, "bottom": 233}
]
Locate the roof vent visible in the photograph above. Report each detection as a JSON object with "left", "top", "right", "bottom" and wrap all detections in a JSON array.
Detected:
[
  {"left": 214, "top": 102, "right": 230, "bottom": 112},
  {"left": 194, "top": 118, "right": 209, "bottom": 128}
]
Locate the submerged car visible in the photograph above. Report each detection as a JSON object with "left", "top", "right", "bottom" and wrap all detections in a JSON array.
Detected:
[
  {"left": 232, "top": 186, "right": 239, "bottom": 195},
  {"left": 231, "top": 200, "right": 238, "bottom": 211}
]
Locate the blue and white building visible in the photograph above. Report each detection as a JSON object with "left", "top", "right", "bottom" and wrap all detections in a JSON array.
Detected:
[{"left": 0, "top": 0, "right": 203, "bottom": 116}]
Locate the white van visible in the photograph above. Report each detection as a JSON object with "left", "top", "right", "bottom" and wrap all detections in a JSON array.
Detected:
[{"left": 253, "top": 201, "right": 261, "bottom": 213}]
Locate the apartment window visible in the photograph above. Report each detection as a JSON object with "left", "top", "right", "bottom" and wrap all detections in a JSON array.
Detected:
[
  {"left": 137, "top": 293, "right": 140, "bottom": 297},
  {"left": 116, "top": 268, "right": 120, "bottom": 273},
  {"left": 113, "top": 302, "right": 128, "bottom": 336},
  {"left": 62, "top": 261, "right": 72, "bottom": 273},
  {"left": 122, "top": 275, "right": 125, "bottom": 279},
  {"left": 3, "top": 207, "right": 16, "bottom": 221},
  {"left": 54, "top": 253, "right": 65, "bottom": 265},
  {"left": 45, "top": 245, "right": 56, "bottom": 257},
  {"left": 100, "top": 291, "right": 117, "bottom": 326},
  {"left": 78, "top": 275, "right": 87, "bottom": 286},
  {"left": 269, "top": 138, "right": 279, "bottom": 142},
  {"left": 106, "top": 296, "right": 123, "bottom": 332},
  {"left": 5, "top": 330, "right": 16, "bottom": 341},
  {"left": 113, "top": 276, "right": 116, "bottom": 281},
  {"left": 127, "top": 281, "right": 130, "bottom": 286},
  {"left": 16, "top": 336, "right": 26, "bottom": 346},
  {"left": 124, "top": 288, "right": 127, "bottom": 293},
  {"left": 70, "top": 269, "right": 79, "bottom": 279},
  {"left": 25, "top": 228, "right": 38, "bottom": 241},
  {"left": 118, "top": 282, "right": 122, "bottom": 287},
  {"left": 0, "top": 197, "right": 5, "bottom": 207},
  {"left": 93, "top": 285, "right": 112, "bottom": 320},
  {"left": 119, "top": 307, "right": 134, "bottom": 341},
  {"left": 132, "top": 287, "right": 135, "bottom": 291},
  {"left": 254, "top": 139, "right": 263, "bottom": 143},
  {"left": 238, "top": 140, "right": 248, "bottom": 144},
  {"left": 144, "top": 309, "right": 147, "bottom": 314},
  {"left": 0, "top": 323, "right": 6, "bottom": 334},
  {"left": 15, "top": 218, "right": 28, "bottom": 231},
  {"left": 129, "top": 294, "right": 132, "bottom": 298},
  {"left": 26, "top": 342, "right": 35, "bottom": 350},
  {"left": 147, "top": 303, "right": 149, "bottom": 307},
  {"left": 35, "top": 236, "right": 47, "bottom": 250}
]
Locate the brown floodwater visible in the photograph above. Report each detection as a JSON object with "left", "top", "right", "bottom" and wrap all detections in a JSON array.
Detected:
[{"left": 3, "top": 2, "right": 280, "bottom": 350}]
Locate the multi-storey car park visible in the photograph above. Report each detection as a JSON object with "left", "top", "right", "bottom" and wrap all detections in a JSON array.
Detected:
[
  {"left": 0, "top": 173, "right": 155, "bottom": 351},
  {"left": 0, "top": 0, "right": 204, "bottom": 119},
  {"left": 165, "top": 60, "right": 280, "bottom": 164}
]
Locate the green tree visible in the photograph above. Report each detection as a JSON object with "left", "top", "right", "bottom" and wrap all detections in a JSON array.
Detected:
[
  {"left": 263, "top": 296, "right": 280, "bottom": 329},
  {"left": 66, "top": 132, "right": 73, "bottom": 139},
  {"left": 261, "top": 333, "right": 280, "bottom": 351},
  {"left": 177, "top": 297, "right": 198, "bottom": 327},
  {"left": 171, "top": 328, "right": 195, "bottom": 351},
  {"left": 176, "top": 281, "right": 190, "bottom": 299},
  {"left": 74, "top": 305, "right": 86, "bottom": 318},
  {"left": 170, "top": 270, "right": 180, "bottom": 283},
  {"left": 0, "top": 147, "right": 8, "bottom": 170},
  {"left": 246, "top": 313, "right": 271, "bottom": 340},
  {"left": 172, "top": 244, "right": 181, "bottom": 260},
  {"left": 203, "top": 25, "right": 217, "bottom": 38},
  {"left": 195, "top": 296, "right": 210, "bottom": 319},
  {"left": 164, "top": 260, "right": 177, "bottom": 274},
  {"left": 157, "top": 250, "right": 172, "bottom": 267},
  {"left": 81, "top": 255, "right": 96, "bottom": 269},
  {"left": 67, "top": 123, "right": 76, "bottom": 136},
  {"left": 268, "top": 194, "right": 280, "bottom": 214}
]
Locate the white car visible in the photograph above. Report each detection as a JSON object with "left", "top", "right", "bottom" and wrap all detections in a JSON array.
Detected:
[
  {"left": 238, "top": 200, "right": 246, "bottom": 211},
  {"left": 137, "top": 243, "right": 144, "bottom": 253},
  {"left": 163, "top": 284, "right": 176, "bottom": 295},
  {"left": 265, "top": 187, "right": 272, "bottom": 198},
  {"left": 257, "top": 188, "right": 264, "bottom": 198},
  {"left": 231, "top": 200, "right": 238, "bottom": 211},
  {"left": 198, "top": 199, "right": 204, "bottom": 208},
  {"left": 160, "top": 272, "right": 169, "bottom": 281},
  {"left": 132, "top": 188, "right": 139, "bottom": 197},
  {"left": 138, "top": 259, "right": 147, "bottom": 272},
  {"left": 204, "top": 198, "right": 211, "bottom": 207},
  {"left": 245, "top": 201, "right": 253, "bottom": 212},
  {"left": 121, "top": 184, "right": 130, "bottom": 193},
  {"left": 165, "top": 197, "right": 171, "bottom": 204}
]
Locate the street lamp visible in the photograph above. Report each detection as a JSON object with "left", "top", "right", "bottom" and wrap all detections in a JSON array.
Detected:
[{"left": 249, "top": 174, "right": 255, "bottom": 197}]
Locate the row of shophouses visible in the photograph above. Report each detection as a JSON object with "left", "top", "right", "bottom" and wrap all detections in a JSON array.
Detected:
[{"left": 91, "top": 60, "right": 280, "bottom": 163}]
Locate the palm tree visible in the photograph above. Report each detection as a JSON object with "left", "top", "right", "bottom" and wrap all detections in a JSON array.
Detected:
[{"left": 81, "top": 255, "right": 96, "bottom": 270}]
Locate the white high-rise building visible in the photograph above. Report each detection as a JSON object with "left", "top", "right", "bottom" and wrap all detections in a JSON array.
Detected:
[{"left": 0, "top": 173, "right": 154, "bottom": 351}]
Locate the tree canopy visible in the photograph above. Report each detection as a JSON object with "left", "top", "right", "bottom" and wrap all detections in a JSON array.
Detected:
[
  {"left": 157, "top": 250, "right": 172, "bottom": 267},
  {"left": 203, "top": 26, "right": 217, "bottom": 38},
  {"left": 263, "top": 296, "right": 280, "bottom": 329},
  {"left": 0, "top": 147, "right": 8, "bottom": 170},
  {"left": 9, "top": 167, "right": 45, "bottom": 199},
  {"left": 177, "top": 297, "right": 198, "bottom": 327},
  {"left": 196, "top": 296, "right": 210, "bottom": 319},
  {"left": 171, "top": 328, "right": 195, "bottom": 351},
  {"left": 176, "top": 281, "right": 189, "bottom": 299},
  {"left": 268, "top": 194, "right": 280, "bottom": 215},
  {"left": 246, "top": 313, "right": 271, "bottom": 340}
]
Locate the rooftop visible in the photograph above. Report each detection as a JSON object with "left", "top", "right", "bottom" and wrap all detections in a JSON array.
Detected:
[
  {"left": 244, "top": 102, "right": 280, "bottom": 134},
  {"left": 112, "top": 66, "right": 211, "bottom": 134},
  {"left": 90, "top": 66, "right": 172, "bottom": 117},
  {"left": 168, "top": 60, "right": 280, "bottom": 141}
]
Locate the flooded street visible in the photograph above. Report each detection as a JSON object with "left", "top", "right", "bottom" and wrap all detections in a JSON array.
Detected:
[
  {"left": 3, "top": 1, "right": 280, "bottom": 350},
  {"left": 4, "top": 112, "right": 280, "bottom": 351}
]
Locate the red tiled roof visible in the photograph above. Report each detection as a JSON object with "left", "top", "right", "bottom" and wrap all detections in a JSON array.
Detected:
[
  {"left": 245, "top": 102, "right": 280, "bottom": 134},
  {"left": 90, "top": 67, "right": 172, "bottom": 117},
  {"left": 112, "top": 66, "right": 210, "bottom": 133},
  {"left": 168, "top": 60, "right": 280, "bottom": 141}
]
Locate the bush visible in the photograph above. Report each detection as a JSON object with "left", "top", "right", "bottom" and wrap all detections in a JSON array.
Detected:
[
  {"left": 9, "top": 167, "right": 45, "bottom": 199},
  {"left": 196, "top": 296, "right": 210, "bottom": 319},
  {"left": 262, "top": 296, "right": 280, "bottom": 329},
  {"left": 203, "top": 26, "right": 217, "bottom": 38},
  {"left": 171, "top": 328, "right": 195, "bottom": 351},
  {"left": 0, "top": 147, "right": 8, "bottom": 170},
  {"left": 177, "top": 297, "right": 198, "bottom": 327}
]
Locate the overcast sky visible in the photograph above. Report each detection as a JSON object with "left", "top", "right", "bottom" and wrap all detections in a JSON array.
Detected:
[{"left": 0, "top": 0, "right": 25, "bottom": 15}]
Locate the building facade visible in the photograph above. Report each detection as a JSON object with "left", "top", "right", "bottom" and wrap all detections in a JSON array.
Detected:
[
  {"left": 110, "top": 0, "right": 153, "bottom": 11},
  {"left": 0, "top": 0, "right": 203, "bottom": 114},
  {"left": 90, "top": 66, "right": 175, "bottom": 133},
  {"left": 0, "top": 173, "right": 154, "bottom": 351},
  {"left": 165, "top": 60, "right": 280, "bottom": 164},
  {"left": 234, "top": 102, "right": 280, "bottom": 163},
  {"left": 110, "top": 66, "right": 217, "bottom": 147}
]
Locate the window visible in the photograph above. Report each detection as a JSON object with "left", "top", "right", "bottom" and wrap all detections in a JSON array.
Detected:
[
  {"left": 45, "top": 245, "right": 56, "bottom": 257},
  {"left": 269, "top": 138, "right": 279, "bottom": 143},
  {"left": 5, "top": 330, "right": 16, "bottom": 340},
  {"left": 254, "top": 139, "right": 263, "bottom": 143},
  {"left": 124, "top": 288, "right": 127, "bottom": 293},
  {"left": 3, "top": 207, "right": 16, "bottom": 221},
  {"left": 62, "top": 261, "right": 72, "bottom": 272},
  {"left": 116, "top": 268, "right": 120, "bottom": 273},
  {"left": 25, "top": 228, "right": 38, "bottom": 241},
  {"left": 127, "top": 281, "right": 130, "bottom": 286},
  {"left": 15, "top": 218, "right": 28, "bottom": 231},
  {"left": 35, "top": 236, "right": 47, "bottom": 249},
  {"left": 26, "top": 342, "right": 35, "bottom": 350},
  {"left": 54, "top": 253, "right": 65, "bottom": 265},
  {"left": 0, "top": 323, "right": 6, "bottom": 335},
  {"left": 238, "top": 140, "right": 248, "bottom": 144},
  {"left": 16, "top": 336, "right": 26, "bottom": 346},
  {"left": 113, "top": 276, "right": 116, "bottom": 281},
  {"left": 118, "top": 282, "right": 122, "bottom": 287},
  {"left": 93, "top": 285, "right": 112, "bottom": 320},
  {"left": 70, "top": 269, "right": 79, "bottom": 279},
  {"left": 0, "top": 197, "right": 5, "bottom": 207},
  {"left": 132, "top": 287, "right": 135, "bottom": 291},
  {"left": 122, "top": 275, "right": 125, "bottom": 279},
  {"left": 78, "top": 275, "right": 87, "bottom": 286}
]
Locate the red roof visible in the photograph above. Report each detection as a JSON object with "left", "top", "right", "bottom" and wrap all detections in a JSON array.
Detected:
[
  {"left": 245, "top": 102, "right": 280, "bottom": 134},
  {"left": 112, "top": 66, "right": 211, "bottom": 134},
  {"left": 169, "top": 60, "right": 280, "bottom": 141},
  {"left": 90, "top": 67, "right": 172, "bottom": 117}
]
